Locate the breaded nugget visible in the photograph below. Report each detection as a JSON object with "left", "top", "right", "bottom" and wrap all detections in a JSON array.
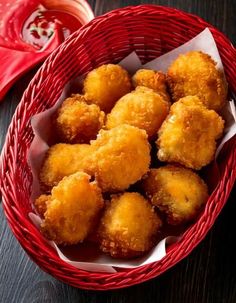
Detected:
[
  {"left": 167, "top": 51, "right": 227, "bottom": 111},
  {"left": 55, "top": 94, "right": 105, "bottom": 143},
  {"left": 142, "top": 166, "right": 209, "bottom": 225},
  {"left": 40, "top": 172, "right": 104, "bottom": 245},
  {"left": 157, "top": 96, "right": 224, "bottom": 170},
  {"left": 40, "top": 143, "right": 92, "bottom": 188},
  {"left": 90, "top": 124, "right": 151, "bottom": 192},
  {"left": 132, "top": 69, "right": 170, "bottom": 103},
  {"left": 106, "top": 86, "right": 169, "bottom": 138},
  {"left": 83, "top": 64, "right": 132, "bottom": 112},
  {"left": 98, "top": 192, "right": 162, "bottom": 258}
]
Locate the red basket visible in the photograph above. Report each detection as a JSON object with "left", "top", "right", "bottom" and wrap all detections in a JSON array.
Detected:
[{"left": 1, "top": 5, "right": 236, "bottom": 290}]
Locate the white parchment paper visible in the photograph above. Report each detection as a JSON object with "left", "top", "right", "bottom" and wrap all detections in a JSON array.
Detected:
[{"left": 28, "top": 28, "right": 236, "bottom": 273}]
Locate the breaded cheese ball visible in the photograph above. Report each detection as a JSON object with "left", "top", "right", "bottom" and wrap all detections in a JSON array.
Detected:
[
  {"left": 98, "top": 192, "right": 162, "bottom": 258},
  {"left": 39, "top": 172, "right": 104, "bottom": 245},
  {"left": 55, "top": 94, "right": 105, "bottom": 143},
  {"left": 132, "top": 69, "right": 170, "bottom": 103},
  {"left": 157, "top": 96, "right": 224, "bottom": 170},
  {"left": 167, "top": 51, "right": 228, "bottom": 111},
  {"left": 40, "top": 143, "right": 92, "bottom": 188},
  {"left": 90, "top": 124, "right": 151, "bottom": 192},
  {"left": 83, "top": 64, "right": 132, "bottom": 112},
  {"left": 106, "top": 86, "right": 169, "bottom": 138},
  {"left": 142, "top": 166, "right": 209, "bottom": 225}
]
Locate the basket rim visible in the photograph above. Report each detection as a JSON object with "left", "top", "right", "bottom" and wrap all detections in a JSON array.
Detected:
[{"left": 0, "top": 4, "right": 236, "bottom": 290}]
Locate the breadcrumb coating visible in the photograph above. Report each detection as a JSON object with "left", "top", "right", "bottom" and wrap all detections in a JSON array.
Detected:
[
  {"left": 98, "top": 192, "right": 162, "bottom": 258},
  {"left": 142, "top": 166, "right": 209, "bottom": 225},
  {"left": 106, "top": 86, "right": 169, "bottom": 138},
  {"left": 157, "top": 96, "right": 224, "bottom": 170},
  {"left": 132, "top": 69, "right": 170, "bottom": 103},
  {"left": 40, "top": 143, "right": 92, "bottom": 188},
  {"left": 55, "top": 94, "right": 105, "bottom": 143},
  {"left": 167, "top": 51, "right": 227, "bottom": 111},
  {"left": 40, "top": 172, "right": 104, "bottom": 245},
  {"left": 90, "top": 124, "right": 151, "bottom": 192},
  {"left": 83, "top": 64, "right": 132, "bottom": 112},
  {"left": 34, "top": 194, "right": 51, "bottom": 217}
]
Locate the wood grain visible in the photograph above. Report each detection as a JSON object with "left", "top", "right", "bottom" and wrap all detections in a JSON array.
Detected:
[{"left": 0, "top": 0, "right": 235, "bottom": 302}]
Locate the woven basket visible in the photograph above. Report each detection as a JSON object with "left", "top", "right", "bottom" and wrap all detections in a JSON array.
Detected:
[{"left": 1, "top": 5, "right": 236, "bottom": 290}]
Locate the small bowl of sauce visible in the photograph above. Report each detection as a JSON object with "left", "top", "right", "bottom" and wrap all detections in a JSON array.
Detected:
[
  {"left": 22, "top": 0, "right": 94, "bottom": 49},
  {"left": 0, "top": 0, "right": 94, "bottom": 100}
]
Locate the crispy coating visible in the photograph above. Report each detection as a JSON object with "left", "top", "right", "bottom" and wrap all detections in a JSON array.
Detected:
[
  {"left": 98, "top": 192, "right": 162, "bottom": 258},
  {"left": 40, "top": 172, "right": 104, "bottom": 245},
  {"left": 40, "top": 125, "right": 150, "bottom": 191},
  {"left": 83, "top": 64, "right": 132, "bottom": 112},
  {"left": 55, "top": 94, "right": 105, "bottom": 143},
  {"left": 90, "top": 124, "right": 151, "bottom": 192},
  {"left": 157, "top": 96, "right": 224, "bottom": 170},
  {"left": 40, "top": 143, "right": 92, "bottom": 188},
  {"left": 34, "top": 194, "right": 51, "bottom": 217},
  {"left": 142, "top": 166, "right": 209, "bottom": 225},
  {"left": 106, "top": 86, "right": 170, "bottom": 138},
  {"left": 132, "top": 69, "right": 170, "bottom": 103},
  {"left": 167, "top": 51, "right": 228, "bottom": 111}
]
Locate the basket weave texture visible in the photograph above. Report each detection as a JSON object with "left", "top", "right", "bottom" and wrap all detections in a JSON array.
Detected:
[{"left": 0, "top": 5, "right": 236, "bottom": 290}]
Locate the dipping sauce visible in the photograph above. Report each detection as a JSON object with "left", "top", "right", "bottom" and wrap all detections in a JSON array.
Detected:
[{"left": 22, "top": 6, "right": 82, "bottom": 49}]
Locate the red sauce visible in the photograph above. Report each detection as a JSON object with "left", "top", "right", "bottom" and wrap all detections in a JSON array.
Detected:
[{"left": 22, "top": 7, "right": 82, "bottom": 49}]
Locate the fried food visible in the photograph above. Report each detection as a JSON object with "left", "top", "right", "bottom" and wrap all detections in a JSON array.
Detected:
[
  {"left": 39, "top": 172, "right": 104, "bottom": 245},
  {"left": 106, "top": 86, "right": 169, "bottom": 138},
  {"left": 142, "top": 166, "right": 209, "bottom": 225},
  {"left": 132, "top": 69, "right": 170, "bottom": 103},
  {"left": 55, "top": 94, "right": 105, "bottom": 143},
  {"left": 40, "top": 143, "right": 92, "bottom": 188},
  {"left": 167, "top": 51, "right": 227, "bottom": 111},
  {"left": 157, "top": 96, "right": 224, "bottom": 170},
  {"left": 34, "top": 194, "right": 51, "bottom": 217},
  {"left": 83, "top": 64, "right": 132, "bottom": 112},
  {"left": 90, "top": 124, "right": 151, "bottom": 192},
  {"left": 98, "top": 192, "right": 162, "bottom": 258}
]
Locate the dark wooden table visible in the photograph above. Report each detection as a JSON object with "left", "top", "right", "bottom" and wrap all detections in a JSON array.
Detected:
[{"left": 0, "top": 1, "right": 235, "bottom": 302}]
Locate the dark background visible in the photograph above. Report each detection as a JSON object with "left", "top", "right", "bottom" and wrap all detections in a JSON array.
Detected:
[{"left": 0, "top": 1, "right": 235, "bottom": 302}]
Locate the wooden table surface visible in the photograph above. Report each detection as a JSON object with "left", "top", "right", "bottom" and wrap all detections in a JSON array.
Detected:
[{"left": 0, "top": 1, "right": 235, "bottom": 302}]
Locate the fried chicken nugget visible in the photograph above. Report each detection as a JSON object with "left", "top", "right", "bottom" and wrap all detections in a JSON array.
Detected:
[
  {"left": 40, "top": 143, "right": 92, "bottom": 188},
  {"left": 106, "top": 86, "right": 169, "bottom": 138},
  {"left": 167, "top": 51, "right": 228, "bottom": 111},
  {"left": 90, "top": 124, "right": 151, "bottom": 192},
  {"left": 132, "top": 69, "right": 170, "bottom": 103},
  {"left": 142, "top": 166, "right": 209, "bottom": 225},
  {"left": 83, "top": 64, "right": 132, "bottom": 112},
  {"left": 55, "top": 94, "right": 105, "bottom": 143},
  {"left": 98, "top": 192, "right": 162, "bottom": 258},
  {"left": 157, "top": 96, "right": 224, "bottom": 170},
  {"left": 38, "top": 172, "right": 104, "bottom": 245}
]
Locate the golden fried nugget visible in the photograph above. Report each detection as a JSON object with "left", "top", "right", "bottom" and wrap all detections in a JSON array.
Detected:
[
  {"left": 40, "top": 143, "right": 92, "bottom": 188},
  {"left": 90, "top": 124, "right": 151, "bottom": 192},
  {"left": 98, "top": 192, "right": 162, "bottom": 258},
  {"left": 167, "top": 51, "right": 228, "bottom": 111},
  {"left": 132, "top": 69, "right": 170, "bottom": 103},
  {"left": 55, "top": 94, "right": 105, "bottom": 143},
  {"left": 40, "top": 172, "right": 104, "bottom": 245},
  {"left": 83, "top": 64, "right": 132, "bottom": 112},
  {"left": 157, "top": 96, "right": 224, "bottom": 170},
  {"left": 34, "top": 194, "right": 51, "bottom": 217},
  {"left": 106, "top": 86, "right": 169, "bottom": 138},
  {"left": 142, "top": 166, "right": 209, "bottom": 225}
]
